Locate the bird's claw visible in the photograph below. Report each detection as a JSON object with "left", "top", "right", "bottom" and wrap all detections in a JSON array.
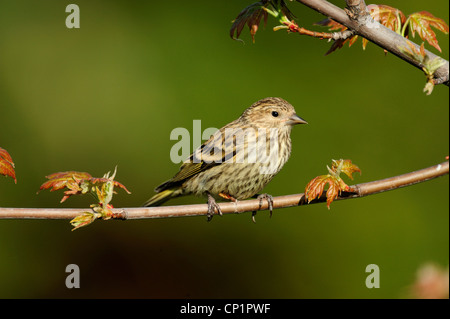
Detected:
[
  {"left": 207, "top": 194, "right": 222, "bottom": 221},
  {"left": 257, "top": 193, "right": 274, "bottom": 218},
  {"left": 251, "top": 211, "right": 257, "bottom": 223}
]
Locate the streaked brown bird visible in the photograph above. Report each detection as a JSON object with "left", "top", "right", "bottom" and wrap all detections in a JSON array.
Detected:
[{"left": 144, "top": 97, "right": 307, "bottom": 220}]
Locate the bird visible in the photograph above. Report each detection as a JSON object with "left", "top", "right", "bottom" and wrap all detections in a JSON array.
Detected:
[{"left": 143, "top": 97, "right": 307, "bottom": 221}]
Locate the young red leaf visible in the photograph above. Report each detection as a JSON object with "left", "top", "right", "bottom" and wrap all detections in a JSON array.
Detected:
[
  {"left": 408, "top": 11, "right": 449, "bottom": 52},
  {"left": 39, "top": 169, "right": 131, "bottom": 205},
  {"left": 230, "top": 2, "right": 268, "bottom": 42},
  {"left": 305, "top": 175, "right": 348, "bottom": 209},
  {"left": 38, "top": 171, "right": 92, "bottom": 202},
  {"left": 39, "top": 172, "right": 91, "bottom": 191},
  {"left": 305, "top": 159, "right": 361, "bottom": 209},
  {"left": 89, "top": 177, "right": 131, "bottom": 195},
  {"left": 331, "top": 159, "right": 361, "bottom": 180},
  {"left": 347, "top": 34, "right": 359, "bottom": 47},
  {"left": 362, "top": 38, "right": 369, "bottom": 50},
  {"left": 230, "top": 0, "right": 295, "bottom": 42},
  {"left": 324, "top": 177, "right": 348, "bottom": 208},
  {"left": 0, "top": 147, "right": 17, "bottom": 183},
  {"left": 367, "top": 4, "right": 406, "bottom": 33},
  {"left": 38, "top": 168, "right": 130, "bottom": 230},
  {"left": 0, "top": 147, "right": 14, "bottom": 165}
]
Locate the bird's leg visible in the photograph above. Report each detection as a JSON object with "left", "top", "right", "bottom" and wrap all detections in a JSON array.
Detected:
[
  {"left": 219, "top": 192, "right": 241, "bottom": 215},
  {"left": 207, "top": 193, "right": 222, "bottom": 221},
  {"left": 218, "top": 192, "right": 237, "bottom": 202}
]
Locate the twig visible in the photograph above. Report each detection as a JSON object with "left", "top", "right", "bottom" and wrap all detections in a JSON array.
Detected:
[
  {"left": 295, "top": 0, "right": 449, "bottom": 86},
  {"left": 282, "top": 19, "right": 355, "bottom": 40},
  {"left": 0, "top": 161, "right": 447, "bottom": 221}
]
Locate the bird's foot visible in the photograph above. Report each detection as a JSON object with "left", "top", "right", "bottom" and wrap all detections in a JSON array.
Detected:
[
  {"left": 257, "top": 193, "right": 274, "bottom": 219},
  {"left": 251, "top": 193, "right": 274, "bottom": 223},
  {"left": 207, "top": 193, "right": 222, "bottom": 221}
]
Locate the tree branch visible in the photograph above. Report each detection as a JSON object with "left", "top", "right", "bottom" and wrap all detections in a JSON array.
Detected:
[
  {"left": 295, "top": 0, "right": 449, "bottom": 86},
  {"left": 0, "top": 161, "right": 448, "bottom": 221}
]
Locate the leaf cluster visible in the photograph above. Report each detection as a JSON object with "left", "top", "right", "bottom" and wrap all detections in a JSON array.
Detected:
[
  {"left": 38, "top": 168, "right": 131, "bottom": 230},
  {"left": 305, "top": 159, "right": 361, "bottom": 209},
  {"left": 317, "top": 5, "right": 449, "bottom": 54}
]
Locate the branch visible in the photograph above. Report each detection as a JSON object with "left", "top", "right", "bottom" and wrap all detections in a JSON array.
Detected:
[
  {"left": 0, "top": 161, "right": 448, "bottom": 221},
  {"left": 295, "top": 0, "right": 449, "bottom": 86}
]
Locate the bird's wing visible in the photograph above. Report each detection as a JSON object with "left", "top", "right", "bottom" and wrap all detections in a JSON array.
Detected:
[
  {"left": 172, "top": 130, "right": 228, "bottom": 180},
  {"left": 155, "top": 126, "right": 244, "bottom": 192}
]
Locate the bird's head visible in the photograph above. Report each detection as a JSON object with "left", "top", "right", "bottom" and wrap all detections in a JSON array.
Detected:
[{"left": 241, "top": 97, "right": 307, "bottom": 129}]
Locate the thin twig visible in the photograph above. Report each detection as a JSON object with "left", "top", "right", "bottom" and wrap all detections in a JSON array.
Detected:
[
  {"left": 282, "top": 19, "right": 355, "bottom": 40},
  {"left": 0, "top": 161, "right": 447, "bottom": 220}
]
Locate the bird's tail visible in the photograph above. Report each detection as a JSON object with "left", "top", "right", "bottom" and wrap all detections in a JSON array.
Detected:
[{"left": 143, "top": 188, "right": 177, "bottom": 207}]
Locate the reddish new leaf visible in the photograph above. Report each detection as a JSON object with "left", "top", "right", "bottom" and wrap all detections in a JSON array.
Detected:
[
  {"left": 0, "top": 147, "right": 14, "bottom": 164},
  {"left": 230, "top": 0, "right": 295, "bottom": 42},
  {"left": 305, "top": 159, "right": 361, "bottom": 209},
  {"left": 39, "top": 169, "right": 131, "bottom": 204},
  {"left": 39, "top": 171, "right": 92, "bottom": 202},
  {"left": 408, "top": 11, "right": 449, "bottom": 52},
  {"left": 38, "top": 169, "right": 130, "bottom": 230},
  {"left": 368, "top": 4, "right": 406, "bottom": 33},
  {"left": 305, "top": 175, "right": 348, "bottom": 209},
  {"left": 89, "top": 177, "right": 131, "bottom": 195},
  {"left": 331, "top": 159, "right": 361, "bottom": 180},
  {"left": 230, "top": 1, "right": 268, "bottom": 42},
  {"left": 39, "top": 171, "right": 92, "bottom": 192},
  {"left": 0, "top": 147, "right": 17, "bottom": 183}
]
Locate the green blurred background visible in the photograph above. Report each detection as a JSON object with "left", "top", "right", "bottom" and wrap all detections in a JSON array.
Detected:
[{"left": 0, "top": 0, "right": 448, "bottom": 298}]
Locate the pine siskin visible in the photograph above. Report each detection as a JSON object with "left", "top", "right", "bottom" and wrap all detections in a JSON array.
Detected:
[{"left": 144, "top": 97, "right": 307, "bottom": 220}]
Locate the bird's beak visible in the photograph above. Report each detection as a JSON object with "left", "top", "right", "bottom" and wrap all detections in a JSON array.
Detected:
[{"left": 287, "top": 114, "right": 308, "bottom": 125}]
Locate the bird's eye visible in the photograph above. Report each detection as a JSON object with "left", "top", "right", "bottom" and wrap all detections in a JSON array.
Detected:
[{"left": 271, "top": 111, "right": 279, "bottom": 117}]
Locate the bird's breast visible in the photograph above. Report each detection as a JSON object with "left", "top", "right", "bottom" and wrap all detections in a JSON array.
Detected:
[{"left": 183, "top": 129, "right": 292, "bottom": 200}]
